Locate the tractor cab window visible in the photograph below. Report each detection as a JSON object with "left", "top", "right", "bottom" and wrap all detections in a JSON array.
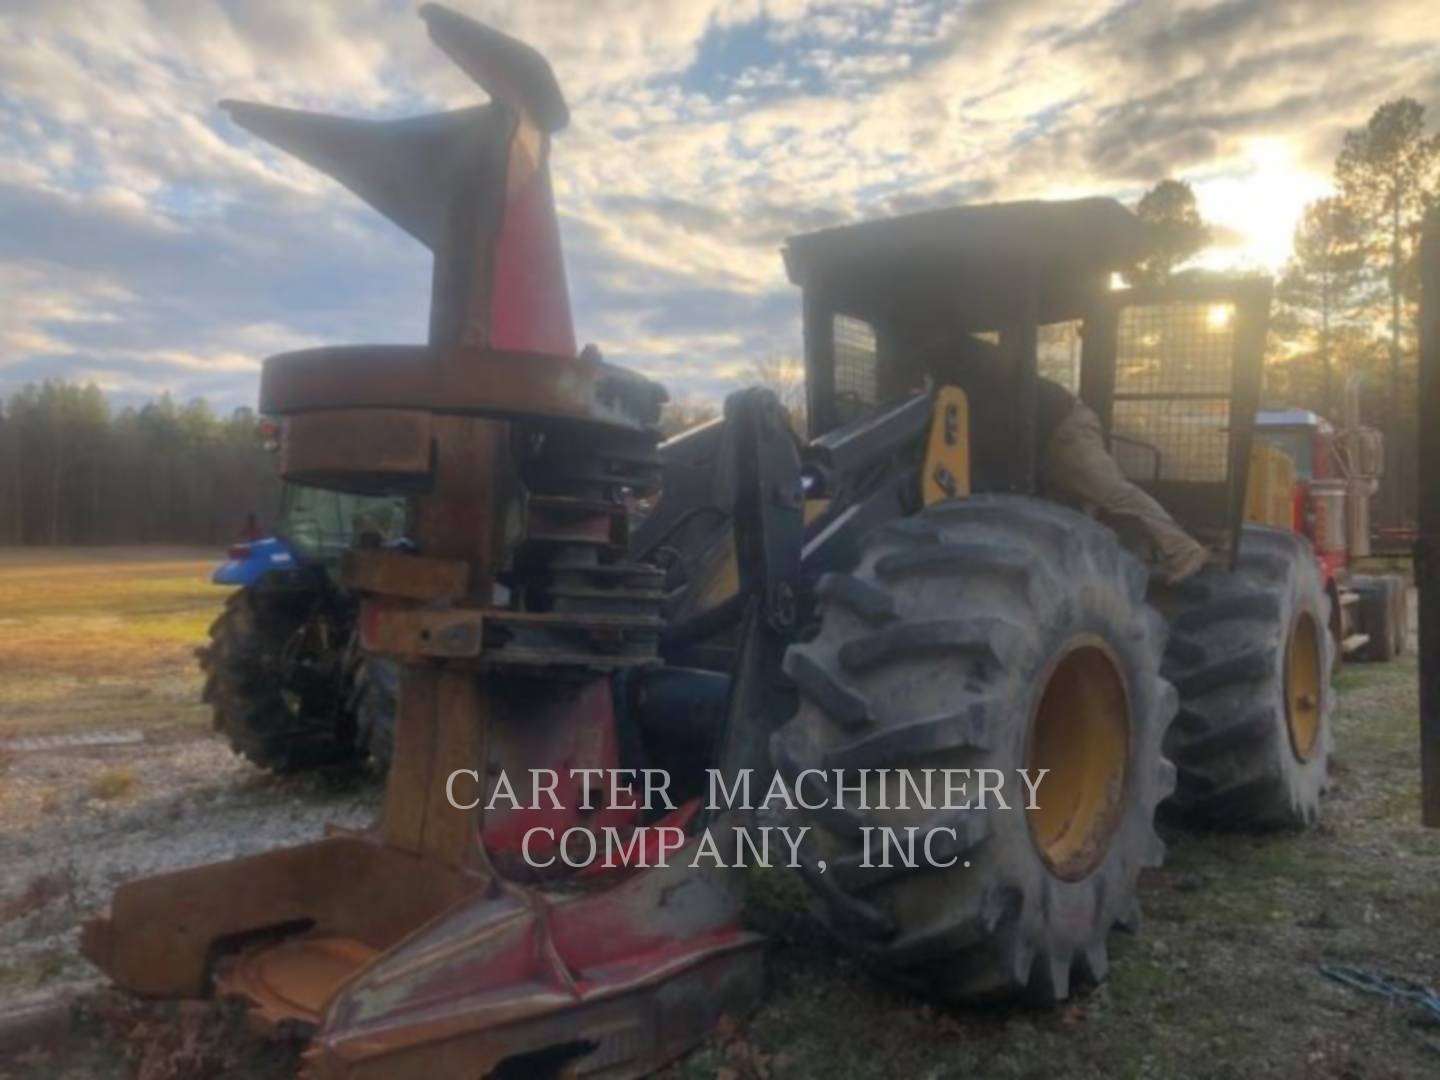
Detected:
[
  {"left": 1037, "top": 320, "right": 1083, "bottom": 394},
  {"left": 832, "top": 314, "right": 879, "bottom": 424},
  {"left": 279, "top": 484, "right": 408, "bottom": 563}
]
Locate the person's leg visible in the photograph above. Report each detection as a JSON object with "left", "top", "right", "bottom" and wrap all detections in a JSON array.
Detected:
[{"left": 1044, "top": 403, "right": 1208, "bottom": 582}]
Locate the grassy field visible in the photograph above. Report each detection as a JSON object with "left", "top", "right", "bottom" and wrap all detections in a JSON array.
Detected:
[
  {"left": 1, "top": 550, "right": 1437, "bottom": 1078},
  {"left": 0, "top": 547, "right": 223, "bottom": 735}
]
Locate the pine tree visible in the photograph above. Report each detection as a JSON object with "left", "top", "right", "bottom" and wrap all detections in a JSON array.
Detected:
[
  {"left": 1131, "top": 179, "right": 1211, "bottom": 285},
  {"left": 0, "top": 381, "right": 281, "bottom": 545},
  {"left": 1272, "top": 197, "right": 1368, "bottom": 414},
  {"left": 1335, "top": 98, "right": 1440, "bottom": 522}
]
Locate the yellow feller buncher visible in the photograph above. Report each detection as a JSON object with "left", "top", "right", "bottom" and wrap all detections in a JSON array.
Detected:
[{"left": 81, "top": 7, "right": 1334, "bottom": 1075}]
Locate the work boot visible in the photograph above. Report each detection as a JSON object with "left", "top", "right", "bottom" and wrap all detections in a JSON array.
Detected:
[{"left": 1164, "top": 542, "right": 1209, "bottom": 585}]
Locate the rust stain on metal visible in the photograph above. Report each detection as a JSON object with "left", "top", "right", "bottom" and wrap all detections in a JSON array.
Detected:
[
  {"left": 359, "top": 602, "right": 484, "bottom": 659},
  {"left": 80, "top": 835, "right": 479, "bottom": 999},
  {"left": 279, "top": 408, "right": 433, "bottom": 491},
  {"left": 216, "top": 937, "right": 379, "bottom": 1028},
  {"left": 341, "top": 549, "right": 471, "bottom": 603},
  {"left": 260, "top": 345, "right": 664, "bottom": 434}
]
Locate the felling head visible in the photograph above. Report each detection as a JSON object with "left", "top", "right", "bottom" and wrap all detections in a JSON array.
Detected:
[{"left": 221, "top": 5, "right": 575, "bottom": 356}]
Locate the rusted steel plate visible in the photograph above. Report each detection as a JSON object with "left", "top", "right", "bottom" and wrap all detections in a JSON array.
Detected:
[
  {"left": 81, "top": 835, "right": 479, "bottom": 999},
  {"left": 527, "top": 494, "right": 623, "bottom": 545},
  {"left": 490, "top": 610, "right": 663, "bottom": 631},
  {"left": 378, "top": 668, "right": 437, "bottom": 855},
  {"left": 280, "top": 409, "right": 433, "bottom": 490},
  {"left": 260, "top": 345, "right": 665, "bottom": 432},
  {"left": 359, "top": 603, "right": 484, "bottom": 659},
  {"left": 376, "top": 668, "right": 491, "bottom": 871},
  {"left": 216, "top": 936, "right": 378, "bottom": 1029},
  {"left": 341, "top": 549, "right": 471, "bottom": 603},
  {"left": 358, "top": 602, "right": 663, "bottom": 665},
  {"left": 419, "top": 673, "right": 492, "bottom": 867},
  {"left": 481, "top": 609, "right": 663, "bottom": 667},
  {"left": 477, "top": 647, "right": 660, "bottom": 669}
]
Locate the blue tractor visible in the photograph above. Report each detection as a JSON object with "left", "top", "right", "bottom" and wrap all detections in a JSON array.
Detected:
[{"left": 198, "top": 484, "right": 403, "bottom": 772}]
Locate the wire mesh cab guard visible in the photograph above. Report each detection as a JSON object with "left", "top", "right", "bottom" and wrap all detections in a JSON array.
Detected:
[{"left": 1081, "top": 277, "right": 1273, "bottom": 564}]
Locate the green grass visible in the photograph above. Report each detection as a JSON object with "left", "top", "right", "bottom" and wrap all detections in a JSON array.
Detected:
[{"left": 0, "top": 550, "right": 223, "bottom": 733}]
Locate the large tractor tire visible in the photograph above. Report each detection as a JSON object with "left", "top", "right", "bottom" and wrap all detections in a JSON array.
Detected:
[
  {"left": 199, "top": 590, "right": 364, "bottom": 773},
  {"left": 771, "top": 496, "right": 1176, "bottom": 1004},
  {"left": 1391, "top": 576, "right": 1410, "bottom": 658},
  {"left": 353, "top": 657, "right": 398, "bottom": 773},
  {"left": 1353, "top": 573, "right": 1408, "bottom": 662},
  {"left": 1152, "top": 527, "right": 1334, "bottom": 828}
]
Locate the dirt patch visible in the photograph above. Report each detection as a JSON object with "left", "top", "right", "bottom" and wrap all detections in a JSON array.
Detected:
[{"left": 2, "top": 993, "right": 304, "bottom": 1080}]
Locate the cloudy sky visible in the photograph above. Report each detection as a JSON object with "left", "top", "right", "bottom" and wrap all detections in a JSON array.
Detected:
[{"left": 3, "top": 0, "right": 1439, "bottom": 412}]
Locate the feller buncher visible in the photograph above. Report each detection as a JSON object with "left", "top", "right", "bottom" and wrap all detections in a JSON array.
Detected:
[{"left": 81, "top": 7, "right": 1335, "bottom": 1075}]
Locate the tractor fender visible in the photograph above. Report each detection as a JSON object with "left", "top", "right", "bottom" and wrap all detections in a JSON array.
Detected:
[{"left": 211, "top": 537, "right": 300, "bottom": 587}]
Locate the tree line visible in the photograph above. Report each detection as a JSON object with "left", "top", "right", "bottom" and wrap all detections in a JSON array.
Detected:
[
  {"left": 1271, "top": 98, "right": 1438, "bottom": 526},
  {"left": 1139, "top": 99, "right": 1438, "bottom": 526},
  {"left": 0, "top": 382, "right": 281, "bottom": 546}
]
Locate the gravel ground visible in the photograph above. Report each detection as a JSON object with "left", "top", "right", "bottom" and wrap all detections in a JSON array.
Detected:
[{"left": 0, "top": 730, "right": 382, "bottom": 1010}]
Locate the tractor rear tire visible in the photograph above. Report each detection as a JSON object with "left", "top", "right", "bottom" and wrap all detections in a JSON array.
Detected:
[
  {"left": 1374, "top": 573, "right": 1409, "bottom": 659},
  {"left": 200, "top": 590, "right": 363, "bottom": 773},
  {"left": 1151, "top": 527, "right": 1334, "bottom": 828},
  {"left": 1353, "top": 574, "right": 1400, "bottom": 662},
  {"left": 354, "top": 657, "right": 398, "bottom": 772},
  {"left": 770, "top": 496, "right": 1176, "bottom": 1004},
  {"left": 1390, "top": 576, "right": 1409, "bottom": 658}
]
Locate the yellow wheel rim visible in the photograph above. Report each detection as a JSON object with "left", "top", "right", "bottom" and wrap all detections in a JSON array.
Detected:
[
  {"left": 1285, "top": 611, "right": 1322, "bottom": 761},
  {"left": 1026, "top": 637, "right": 1131, "bottom": 881}
]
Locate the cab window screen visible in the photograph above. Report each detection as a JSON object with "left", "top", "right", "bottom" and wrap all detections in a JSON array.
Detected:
[
  {"left": 1111, "top": 301, "right": 1236, "bottom": 484},
  {"left": 833, "top": 315, "right": 878, "bottom": 414}
]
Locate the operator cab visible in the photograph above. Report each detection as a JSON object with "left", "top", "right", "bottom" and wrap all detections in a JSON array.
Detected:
[
  {"left": 783, "top": 197, "right": 1140, "bottom": 494},
  {"left": 637, "top": 198, "right": 1276, "bottom": 639},
  {"left": 782, "top": 198, "right": 1271, "bottom": 550}
]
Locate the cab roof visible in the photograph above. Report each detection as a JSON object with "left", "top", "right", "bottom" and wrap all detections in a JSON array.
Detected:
[{"left": 783, "top": 197, "right": 1143, "bottom": 327}]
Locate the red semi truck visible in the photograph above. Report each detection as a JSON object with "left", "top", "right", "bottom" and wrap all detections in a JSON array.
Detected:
[{"left": 1252, "top": 383, "right": 1408, "bottom": 663}]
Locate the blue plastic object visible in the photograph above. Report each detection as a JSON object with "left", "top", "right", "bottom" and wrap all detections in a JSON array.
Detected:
[{"left": 211, "top": 536, "right": 300, "bottom": 587}]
